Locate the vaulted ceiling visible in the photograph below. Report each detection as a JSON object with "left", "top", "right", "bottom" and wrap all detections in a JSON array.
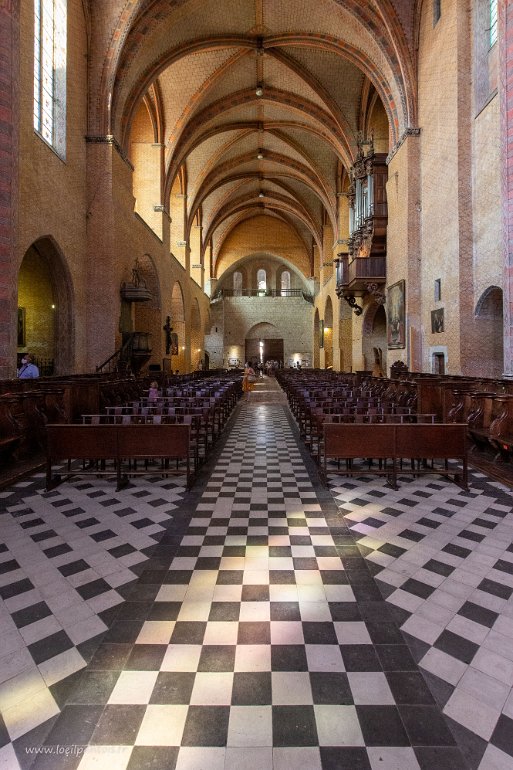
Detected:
[{"left": 95, "top": 0, "right": 418, "bottom": 280}]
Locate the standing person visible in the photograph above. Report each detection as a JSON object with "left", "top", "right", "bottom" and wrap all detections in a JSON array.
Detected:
[
  {"left": 242, "top": 362, "right": 256, "bottom": 401},
  {"left": 148, "top": 381, "right": 159, "bottom": 401},
  {"left": 17, "top": 354, "right": 39, "bottom": 379}
]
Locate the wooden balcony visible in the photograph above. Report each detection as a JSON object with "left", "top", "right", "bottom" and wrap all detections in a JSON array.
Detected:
[{"left": 335, "top": 255, "right": 386, "bottom": 295}]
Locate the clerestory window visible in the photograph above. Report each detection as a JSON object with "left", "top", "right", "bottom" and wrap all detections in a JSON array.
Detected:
[
  {"left": 257, "top": 269, "right": 267, "bottom": 295},
  {"left": 490, "top": 0, "right": 497, "bottom": 46},
  {"left": 34, "top": 0, "right": 67, "bottom": 157}
]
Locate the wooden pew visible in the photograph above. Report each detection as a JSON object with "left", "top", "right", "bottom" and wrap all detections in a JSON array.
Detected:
[
  {"left": 46, "top": 423, "right": 193, "bottom": 491},
  {"left": 322, "top": 423, "right": 468, "bottom": 490}
]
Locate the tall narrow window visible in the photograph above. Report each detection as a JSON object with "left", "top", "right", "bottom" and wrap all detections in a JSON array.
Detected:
[
  {"left": 281, "top": 271, "right": 291, "bottom": 296},
  {"left": 233, "top": 271, "right": 242, "bottom": 296},
  {"left": 433, "top": 0, "right": 441, "bottom": 26},
  {"left": 490, "top": 0, "right": 498, "bottom": 46},
  {"left": 257, "top": 269, "right": 267, "bottom": 295},
  {"left": 34, "top": 0, "right": 67, "bottom": 157}
]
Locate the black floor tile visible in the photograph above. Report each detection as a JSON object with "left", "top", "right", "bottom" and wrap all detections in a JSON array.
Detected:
[
  {"left": 433, "top": 630, "right": 478, "bottom": 664},
  {"left": 320, "top": 747, "right": 371, "bottom": 769},
  {"left": 28, "top": 630, "right": 74, "bottom": 665},
  {"left": 414, "top": 746, "right": 470, "bottom": 770},
  {"left": 477, "top": 578, "right": 513, "bottom": 599},
  {"left": 329, "top": 603, "right": 362, "bottom": 622},
  {"left": 181, "top": 705, "right": 230, "bottom": 746},
  {"left": 457, "top": 601, "right": 498, "bottom": 628},
  {"left": 90, "top": 704, "right": 146, "bottom": 745},
  {"left": 44, "top": 705, "right": 104, "bottom": 746},
  {"left": 87, "top": 643, "right": 133, "bottom": 671},
  {"left": 198, "top": 645, "right": 236, "bottom": 672},
  {"left": 356, "top": 705, "right": 409, "bottom": 746},
  {"left": 11, "top": 601, "right": 52, "bottom": 628},
  {"left": 170, "top": 622, "right": 206, "bottom": 644},
  {"left": 302, "top": 622, "right": 339, "bottom": 645},
  {"left": 126, "top": 746, "right": 179, "bottom": 770},
  {"left": 385, "top": 672, "right": 435, "bottom": 705},
  {"left": 271, "top": 644, "right": 308, "bottom": 671},
  {"left": 237, "top": 621, "right": 271, "bottom": 644},
  {"left": 0, "top": 715, "right": 10, "bottom": 749},
  {"left": 231, "top": 672, "right": 272, "bottom": 705},
  {"left": 340, "top": 645, "right": 382, "bottom": 672},
  {"left": 310, "top": 672, "right": 352, "bottom": 704},
  {"left": 376, "top": 644, "right": 418, "bottom": 672},
  {"left": 67, "top": 670, "right": 119, "bottom": 705},
  {"left": 490, "top": 713, "right": 513, "bottom": 756},
  {"left": 104, "top": 620, "right": 145, "bottom": 644},
  {"left": 272, "top": 705, "right": 318, "bottom": 746},
  {"left": 125, "top": 644, "right": 167, "bottom": 671},
  {"left": 149, "top": 672, "right": 196, "bottom": 704},
  {"left": 400, "top": 579, "right": 435, "bottom": 599},
  {"left": 399, "top": 705, "right": 456, "bottom": 746},
  {"left": 241, "top": 584, "right": 269, "bottom": 601}
]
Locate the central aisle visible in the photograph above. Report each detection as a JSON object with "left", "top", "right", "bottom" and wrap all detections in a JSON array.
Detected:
[{"left": 33, "top": 399, "right": 466, "bottom": 770}]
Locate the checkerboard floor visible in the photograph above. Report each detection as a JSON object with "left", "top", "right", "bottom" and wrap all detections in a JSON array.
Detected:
[{"left": 1, "top": 396, "right": 512, "bottom": 768}]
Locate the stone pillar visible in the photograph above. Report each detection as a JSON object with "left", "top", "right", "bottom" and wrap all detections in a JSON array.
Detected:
[
  {"left": 351, "top": 310, "right": 365, "bottom": 371},
  {"left": 500, "top": 0, "right": 513, "bottom": 376},
  {"left": 386, "top": 131, "right": 421, "bottom": 372},
  {"left": 0, "top": 1, "right": 19, "bottom": 378},
  {"left": 85, "top": 140, "right": 122, "bottom": 371}
]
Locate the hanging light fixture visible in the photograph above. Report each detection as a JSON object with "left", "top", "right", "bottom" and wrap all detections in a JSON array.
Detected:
[
  {"left": 258, "top": 191, "right": 265, "bottom": 198},
  {"left": 255, "top": 84, "right": 264, "bottom": 97}
]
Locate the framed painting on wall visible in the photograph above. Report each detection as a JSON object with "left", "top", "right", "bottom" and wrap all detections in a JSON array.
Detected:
[
  {"left": 17, "top": 308, "right": 26, "bottom": 347},
  {"left": 387, "top": 280, "right": 405, "bottom": 349},
  {"left": 431, "top": 308, "right": 444, "bottom": 333}
]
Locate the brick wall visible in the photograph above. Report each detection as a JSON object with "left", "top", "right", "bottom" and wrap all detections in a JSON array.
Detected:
[{"left": 0, "top": 0, "right": 19, "bottom": 377}]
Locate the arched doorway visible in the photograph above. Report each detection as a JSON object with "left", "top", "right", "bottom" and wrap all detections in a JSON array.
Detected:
[
  {"left": 473, "top": 287, "right": 503, "bottom": 377},
  {"left": 313, "top": 309, "right": 321, "bottom": 368},
  {"left": 17, "top": 237, "right": 74, "bottom": 375},
  {"left": 339, "top": 297, "right": 353, "bottom": 372},
  {"left": 245, "top": 322, "right": 283, "bottom": 367},
  {"left": 170, "top": 281, "right": 186, "bottom": 372},
  {"left": 324, "top": 297, "right": 334, "bottom": 369},
  {"left": 190, "top": 299, "right": 202, "bottom": 370},
  {"left": 132, "top": 254, "right": 162, "bottom": 367},
  {"left": 363, "top": 302, "right": 387, "bottom": 375}
]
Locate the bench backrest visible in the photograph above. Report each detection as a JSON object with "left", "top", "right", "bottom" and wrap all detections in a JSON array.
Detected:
[
  {"left": 117, "top": 424, "right": 190, "bottom": 458},
  {"left": 324, "top": 423, "right": 393, "bottom": 458},
  {"left": 47, "top": 423, "right": 190, "bottom": 460},
  {"left": 323, "top": 423, "right": 466, "bottom": 460},
  {"left": 396, "top": 424, "right": 466, "bottom": 458},
  {"left": 47, "top": 424, "right": 119, "bottom": 459}
]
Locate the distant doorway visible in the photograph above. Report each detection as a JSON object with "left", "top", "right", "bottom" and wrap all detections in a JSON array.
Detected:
[
  {"left": 245, "top": 338, "right": 284, "bottom": 365},
  {"left": 433, "top": 352, "right": 445, "bottom": 374}
]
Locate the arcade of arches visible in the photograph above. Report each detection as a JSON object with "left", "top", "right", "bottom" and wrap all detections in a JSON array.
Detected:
[
  {"left": 4, "top": 3, "right": 513, "bottom": 769},
  {"left": 1, "top": 0, "right": 511, "bottom": 380}
]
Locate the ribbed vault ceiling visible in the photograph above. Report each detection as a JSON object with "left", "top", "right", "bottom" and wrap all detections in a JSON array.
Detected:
[{"left": 107, "top": 0, "right": 417, "bottom": 280}]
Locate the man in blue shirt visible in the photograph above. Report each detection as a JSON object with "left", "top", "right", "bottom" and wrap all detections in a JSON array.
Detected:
[{"left": 17, "top": 354, "right": 39, "bottom": 379}]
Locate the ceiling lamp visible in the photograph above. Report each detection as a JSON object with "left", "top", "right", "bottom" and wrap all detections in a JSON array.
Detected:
[
  {"left": 255, "top": 84, "right": 264, "bottom": 97},
  {"left": 257, "top": 151, "right": 264, "bottom": 160},
  {"left": 258, "top": 191, "right": 265, "bottom": 198}
]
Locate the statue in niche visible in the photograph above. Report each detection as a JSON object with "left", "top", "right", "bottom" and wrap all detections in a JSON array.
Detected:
[{"left": 163, "top": 316, "right": 173, "bottom": 355}]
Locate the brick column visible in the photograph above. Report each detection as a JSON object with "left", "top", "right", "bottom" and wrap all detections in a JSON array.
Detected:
[
  {"left": 0, "top": 0, "right": 19, "bottom": 378},
  {"left": 500, "top": 0, "right": 513, "bottom": 376}
]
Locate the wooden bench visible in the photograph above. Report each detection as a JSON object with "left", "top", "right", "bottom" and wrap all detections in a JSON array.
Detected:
[
  {"left": 46, "top": 423, "right": 193, "bottom": 491},
  {"left": 322, "top": 423, "right": 468, "bottom": 490}
]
